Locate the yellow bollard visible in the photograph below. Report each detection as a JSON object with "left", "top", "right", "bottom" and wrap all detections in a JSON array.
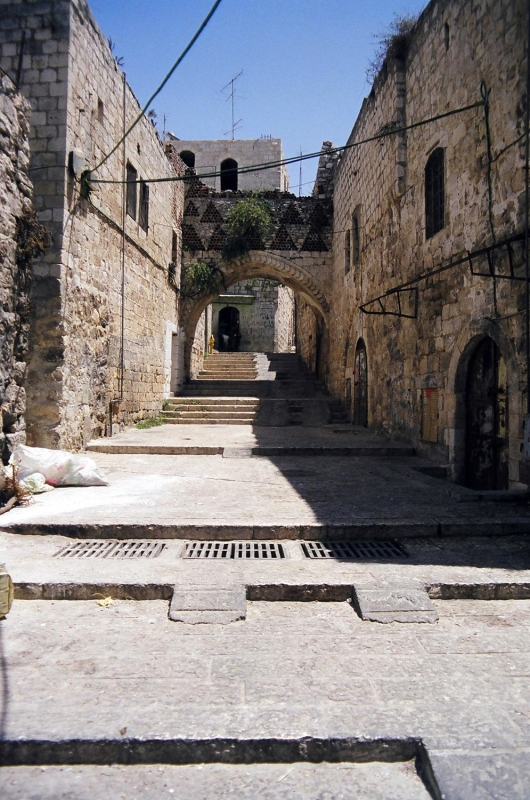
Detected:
[
  {"left": 208, "top": 334, "right": 215, "bottom": 355},
  {"left": 0, "top": 564, "right": 14, "bottom": 618}
]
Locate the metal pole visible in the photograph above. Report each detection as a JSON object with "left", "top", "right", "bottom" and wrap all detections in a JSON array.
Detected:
[{"left": 525, "top": 0, "right": 530, "bottom": 416}]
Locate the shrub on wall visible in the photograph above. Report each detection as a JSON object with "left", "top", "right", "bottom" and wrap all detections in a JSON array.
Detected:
[
  {"left": 180, "top": 260, "right": 224, "bottom": 298},
  {"left": 222, "top": 196, "right": 272, "bottom": 261}
]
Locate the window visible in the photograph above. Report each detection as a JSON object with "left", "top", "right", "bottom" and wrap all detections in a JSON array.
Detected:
[
  {"left": 97, "top": 98, "right": 104, "bottom": 124},
  {"left": 344, "top": 230, "right": 351, "bottom": 274},
  {"left": 171, "top": 231, "right": 178, "bottom": 262},
  {"left": 139, "top": 179, "right": 149, "bottom": 232},
  {"left": 179, "top": 150, "right": 195, "bottom": 169},
  {"left": 220, "top": 158, "right": 238, "bottom": 191},
  {"left": 126, "top": 162, "right": 137, "bottom": 220},
  {"left": 352, "top": 209, "right": 361, "bottom": 266},
  {"left": 425, "top": 148, "right": 445, "bottom": 239}
]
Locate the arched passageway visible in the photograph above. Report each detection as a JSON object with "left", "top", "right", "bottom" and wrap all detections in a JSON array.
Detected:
[{"left": 465, "top": 336, "right": 508, "bottom": 490}]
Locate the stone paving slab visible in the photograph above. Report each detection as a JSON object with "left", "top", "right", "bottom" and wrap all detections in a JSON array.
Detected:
[
  {"left": 2, "top": 599, "right": 530, "bottom": 797},
  {"left": 0, "top": 761, "right": 432, "bottom": 800},
  {"left": 169, "top": 585, "right": 246, "bottom": 624},
  {"left": 0, "top": 453, "right": 527, "bottom": 537},
  {"left": 352, "top": 585, "right": 439, "bottom": 623}
]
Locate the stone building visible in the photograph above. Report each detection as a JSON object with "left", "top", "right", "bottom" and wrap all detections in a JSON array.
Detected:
[
  {"left": 316, "top": 0, "right": 527, "bottom": 488},
  {"left": 0, "top": 72, "right": 34, "bottom": 461},
  {"left": 164, "top": 135, "right": 290, "bottom": 193},
  {"left": 0, "top": 0, "right": 185, "bottom": 450}
]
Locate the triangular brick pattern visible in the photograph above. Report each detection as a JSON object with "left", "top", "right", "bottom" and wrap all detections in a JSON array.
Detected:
[
  {"left": 184, "top": 200, "right": 200, "bottom": 217},
  {"left": 182, "top": 224, "right": 204, "bottom": 251},
  {"left": 307, "top": 204, "right": 329, "bottom": 228},
  {"left": 208, "top": 225, "right": 227, "bottom": 250},
  {"left": 244, "top": 229, "right": 264, "bottom": 250},
  {"left": 301, "top": 228, "right": 329, "bottom": 252},
  {"left": 201, "top": 201, "right": 224, "bottom": 224},
  {"left": 185, "top": 180, "right": 209, "bottom": 198},
  {"left": 280, "top": 202, "right": 304, "bottom": 225},
  {"left": 270, "top": 225, "right": 297, "bottom": 250}
]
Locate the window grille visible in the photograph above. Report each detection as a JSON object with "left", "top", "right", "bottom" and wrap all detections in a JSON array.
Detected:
[
  {"left": 352, "top": 211, "right": 361, "bottom": 265},
  {"left": 425, "top": 148, "right": 445, "bottom": 239},
  {"left": 344, "top": 230, "right": 351, "bottom": 273},
  {"left": 126, "top": 162, "right": 137, "bottom": 220}
]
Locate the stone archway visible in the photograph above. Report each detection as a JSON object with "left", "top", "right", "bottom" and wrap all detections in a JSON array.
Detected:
[
  {"left": 180, "top": 252, "right": 330, "bottom": 378},
  {"left": 446, "top": 318, "right": 520, "bottom": 486}
]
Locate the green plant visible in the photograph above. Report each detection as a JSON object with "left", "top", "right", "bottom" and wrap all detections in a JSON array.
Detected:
[
  {"left": 15, "top": 208, "right": 52, "bottom": 269},
  {"left": 222, "top": 196, "right": 272, "bottom": 261},
  {"left": 136, "top": 417, "right": 165, "bottom": 429},
  {"left": 162, "top": 399, "right": 171, "bottom": 411},
  {"left": 366, "top": 14, "right": 418, "bottom": 84},
  {"left": 180, "top": 260, "right": 224, "bottom": 298}
]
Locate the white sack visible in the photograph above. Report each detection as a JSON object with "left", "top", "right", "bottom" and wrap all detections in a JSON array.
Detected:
[{"left": 10, "top": 445, "right": 108, "bottom": 487}]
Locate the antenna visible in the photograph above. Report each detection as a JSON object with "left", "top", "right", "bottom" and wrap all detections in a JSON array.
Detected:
[{"left": 221, "top": 70, "right": 243, "bottom": 139}]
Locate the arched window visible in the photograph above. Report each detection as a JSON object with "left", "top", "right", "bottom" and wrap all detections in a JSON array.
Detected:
[
  {"left": 220, "top": 158, "right": 238, "bottom": 191},
  {"left": 179, "top": 150, "right": 195, "bottom": 169},
  {"left": 425, "top": 147, "right": 445, "bottom": 239}
]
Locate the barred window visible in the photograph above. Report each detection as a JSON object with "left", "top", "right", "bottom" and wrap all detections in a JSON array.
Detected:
[
  {"left": 425, "top": 148, "right": 445, "bottom": 239},
  {"left": 126, "top": 162, "right": 137, "bottom": 220},
  {"left": 139, "top": 179, "right": 149, "bottom": 232}
]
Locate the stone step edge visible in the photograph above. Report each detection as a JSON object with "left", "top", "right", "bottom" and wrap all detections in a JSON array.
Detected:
[
  {"left": 4, "top": 520, "right": 529, "bottom": 538},
  {"left": 13, "top": 579, "right": 530, "bottom": 603},
  {"left": 86, "top": 444, "right": 416, "bottom": 455}
]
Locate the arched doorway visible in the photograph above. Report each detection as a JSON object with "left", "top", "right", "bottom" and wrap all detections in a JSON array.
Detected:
[
  {"left": 465, "top": 337, "right": 508, "bottom": 490},
  {"left": 353, "top": 339, "right": 368, "bottom": 426},
  {"left": 218, "top": 306, "right": 240, "bottom": 352}
]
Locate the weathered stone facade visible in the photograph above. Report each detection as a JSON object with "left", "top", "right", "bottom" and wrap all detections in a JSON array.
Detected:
[
  {"left": 319, "top": 0, "right": 527, "bottom": 486},
  {"left": 0, "top": 73, "right": 33, "bottom": 461},
  {"left": 1, "top": 0, "right": 185, "bottom": 449},
  {"left": 164, "top": 136, "right": 289, "bottom": 193}
]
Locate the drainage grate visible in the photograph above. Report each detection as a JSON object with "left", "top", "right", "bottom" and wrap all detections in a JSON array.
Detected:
[
  {"left": 184, "top": 541, "right": 286, "bottom": 559},
  {"left": 301, "top": 540, "right": 409, "bottom": 560},
  {"left": 54, "top": 541, "right": 166, "bottom": 559}
]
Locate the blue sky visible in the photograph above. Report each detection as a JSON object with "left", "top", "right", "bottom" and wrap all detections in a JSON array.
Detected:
[{"left": 90, "top": 0, "right": 427, "bottom": 193}]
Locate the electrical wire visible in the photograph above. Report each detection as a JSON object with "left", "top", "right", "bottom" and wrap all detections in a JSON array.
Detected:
[
  {"left": 91, "top": 0, "right": 224, "bottom": 174},
  {"left": 89, "top": 97, "right": 485, "bottom": 187}
]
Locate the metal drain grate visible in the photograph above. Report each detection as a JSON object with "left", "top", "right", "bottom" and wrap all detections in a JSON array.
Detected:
[
  {"left": 301, "top": 540, "right": 409, "bottom": 560},
  {"left": 54, "top": 541, "right": 166, "bottom": 559},
  {"left": 184, "top": 541, "right": 286, "bottom": 559}
]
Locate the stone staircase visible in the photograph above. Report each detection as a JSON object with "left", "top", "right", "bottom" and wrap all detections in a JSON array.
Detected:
[{"left": 162, "top": 352, "right": 349, "bottom": 426}]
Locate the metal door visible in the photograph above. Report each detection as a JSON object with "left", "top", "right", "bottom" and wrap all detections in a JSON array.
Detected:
[
  {"left": 465, "top": 337, "right": 508, "bottom": 489},
  {"left": 353, "top": 340, "right": 368, "bottom": 426}
]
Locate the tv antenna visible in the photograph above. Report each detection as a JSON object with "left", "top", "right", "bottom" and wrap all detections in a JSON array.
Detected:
[{"left": 222, "top": 70, "right": 243, "bottom": 139}]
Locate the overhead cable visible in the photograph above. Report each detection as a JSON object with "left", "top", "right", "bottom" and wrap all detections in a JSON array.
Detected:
[{"left": 91, "top": 0, "right": 224, "bottom": 173}]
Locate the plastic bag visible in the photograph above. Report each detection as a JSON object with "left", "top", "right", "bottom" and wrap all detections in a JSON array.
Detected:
[
  {"left": 18, "top": 472, "right": 55, "bottom": 494},
  {"left": 10, "top": 445, "right": 109, "bottom": 487}
]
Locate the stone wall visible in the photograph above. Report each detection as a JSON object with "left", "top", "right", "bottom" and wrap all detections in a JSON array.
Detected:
[
  {"left": 324, "top": 0, "right": 527, "bottom": 484},
  {"left": 165, "top": 136, "right": 289, "bottom": 192},
  {"left": 0, "top": 74, "right": 33, "bottom": 461},
  {"left": 275, "top": 284, "right": 295, "bottom": 353},
  {"left": 1, "top": 0, "right": 185, "bottom": 448}
]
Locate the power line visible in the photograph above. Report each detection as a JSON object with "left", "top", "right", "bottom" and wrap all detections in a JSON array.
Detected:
[
  {"left": 89, "top": 97, "right": 484, "bottom": 187},
  {"left": 91, "top": 0, "right": 224, "bottom": 174}
]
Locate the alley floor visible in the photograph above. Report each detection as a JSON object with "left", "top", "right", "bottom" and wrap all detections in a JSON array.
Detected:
[{"left": 1, "top": 424, "right": 530, "bottom": 798}]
